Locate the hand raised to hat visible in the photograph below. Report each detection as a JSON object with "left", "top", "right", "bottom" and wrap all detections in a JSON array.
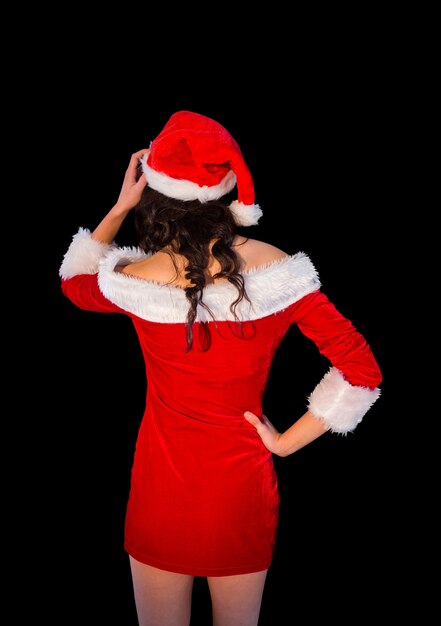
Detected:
[
  {"left": 113, "top": 149, "right": 149, "bottom": 214},
  {"left": 91, "top": 149, "right": 149, "bottom": 244}
]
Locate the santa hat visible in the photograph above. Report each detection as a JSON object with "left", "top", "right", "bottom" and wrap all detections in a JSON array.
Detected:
[{"left": 140, "top": 111, "right": 262, "bottom": 227}]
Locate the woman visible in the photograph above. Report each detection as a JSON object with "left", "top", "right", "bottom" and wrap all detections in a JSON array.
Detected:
[{"left": 59, "top": 111, "right": 382, "bottom": 626}]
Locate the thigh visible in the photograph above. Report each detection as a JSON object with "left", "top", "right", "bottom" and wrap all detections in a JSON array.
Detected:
[
  {"left": 129, "top": 556, "right": 194, "bottom": 626},
  {"left": 207, "top": 569, "right": 268, "bottom": 626}
]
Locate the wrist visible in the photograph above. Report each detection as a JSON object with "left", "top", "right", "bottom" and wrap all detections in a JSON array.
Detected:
[
  {"left": 110, "top": 203, "right": 132, "bottom": 218},
  {"left": 275, "top": 433, "right": 291, "bottom": 457}
]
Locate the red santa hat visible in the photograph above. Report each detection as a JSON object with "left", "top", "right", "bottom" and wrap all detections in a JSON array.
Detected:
[{"left": 140, "top": 111, "right": 262, "bottom": 226}]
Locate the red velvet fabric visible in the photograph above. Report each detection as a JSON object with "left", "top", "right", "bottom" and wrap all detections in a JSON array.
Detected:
[
  {"left": 61, "top": 275, "right": 381, "bottom": 575},
  {"left": 147, "top": 110, "right": 256, "bottom": 205},
  {"left": 288, "top": 290, "right": 382, "bottom": 390}
]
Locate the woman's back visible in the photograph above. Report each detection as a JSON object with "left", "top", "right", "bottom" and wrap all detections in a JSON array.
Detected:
[
  {"left": 98, "top": 237, "right": 320, "bottom": 422},
  {"left": 117, "top": 236, "right": 289, "bottom": 288}
]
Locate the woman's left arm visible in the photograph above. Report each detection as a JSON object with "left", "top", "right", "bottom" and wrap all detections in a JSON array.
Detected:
[
  {"left": 245, "top": 289, "right": 382, "bottom": 456},
  {"left": 244, "top": 409, "right": 328, "bottom": 457}
]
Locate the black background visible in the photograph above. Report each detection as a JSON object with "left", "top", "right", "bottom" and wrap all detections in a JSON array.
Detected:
[{"left": 26, "top": 43, "right": 402, "bottom": 624}]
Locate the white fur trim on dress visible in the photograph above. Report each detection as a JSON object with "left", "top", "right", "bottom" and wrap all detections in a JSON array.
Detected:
[
  {"left": 229, "top": 201, "right": 263, "bottom": 226},
  {"left": 308, "top": 367, "right": 381, "bottom": 434},
  {"left": 96, "top": 243, "right": 321, "bottom": 323},
  {"left": 59, "top": 230, "right": 321, "bottom": 322},
  {"left": 140, "top": 155, "right": 237, "bottom": 202},
  {"left": 59, "top": 228, "right": 114, "bottom": 279}
]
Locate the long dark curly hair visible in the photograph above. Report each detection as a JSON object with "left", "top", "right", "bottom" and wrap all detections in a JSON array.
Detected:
[{"left": 134, "top": 186, "right": 250, "bottom": 351}]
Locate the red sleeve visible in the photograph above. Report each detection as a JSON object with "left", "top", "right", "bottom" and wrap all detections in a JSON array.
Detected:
[
  {"left": 61, "top": 274, "right": 126, "bottom": 314},
  {"left": 289, "top": 290, "right": 382, "bottom": 390}
]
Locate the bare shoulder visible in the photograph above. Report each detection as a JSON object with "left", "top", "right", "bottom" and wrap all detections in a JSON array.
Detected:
[
  {"left": 115, "top": 251, "right": 181, "bottom": 283},
  {"left": 233, "top": 236, "right": 289, "bottom": 271}
]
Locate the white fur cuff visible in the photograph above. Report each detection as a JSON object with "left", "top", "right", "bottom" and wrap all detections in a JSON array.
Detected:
[
  {"left": 308, "top": 367, "right": 381, "bottom": 434},
  {"left": 59, "top": 228, "right": 114, "bottom": 279}
]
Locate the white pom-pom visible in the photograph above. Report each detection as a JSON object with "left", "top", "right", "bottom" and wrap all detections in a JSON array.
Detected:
[{"left": 229, "top": 201, "right": 263, "bottom": 226}]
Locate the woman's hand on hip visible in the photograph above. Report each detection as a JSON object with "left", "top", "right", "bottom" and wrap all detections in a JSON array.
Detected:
[{"left": 244, "top": 412, "right": 286, "bottom": 456}]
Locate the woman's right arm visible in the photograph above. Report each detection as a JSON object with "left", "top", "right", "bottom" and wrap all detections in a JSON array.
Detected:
[
  {"left": 91, "top": 149, "right": 149, "bottom": 244},
  {"left": 59, "top": 149, "right": 149, "bottom": 312}
]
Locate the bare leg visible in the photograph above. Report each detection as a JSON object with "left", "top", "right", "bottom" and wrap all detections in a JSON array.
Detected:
[
  {"left": 129, "top": 556, "right": 194, "bottom": 626},
  {"left": 207, "top": 570, "right": 268, "bottom": 626}
]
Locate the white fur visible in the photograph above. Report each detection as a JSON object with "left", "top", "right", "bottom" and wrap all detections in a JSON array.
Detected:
[
  {"left": 59, "top": 228, "right": 114, "bottom": 278},
  {"left": 59, "top": 230, "right": 321, "bottom": 322},
  {"left": 229, "top": 201, "right": 263, "bottom": 226},
  {"left": 308, "top": 367, "right": 381, "bottom": 434},
  {"left": 61, "top": 231, "right": 380, "bottom": 433},
  {"left": 140, "top": 155, "right": 237, "bottom": 202},
  {"left": 95, "top": 244, "right": 321, "bottom": 323}
]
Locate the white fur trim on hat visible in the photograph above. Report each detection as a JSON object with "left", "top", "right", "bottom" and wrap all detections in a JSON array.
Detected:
[
  {"left": 140, "top": 156, "right": 237, "bottom": 203},
  {"left": 229, "top": 200, "right": 263, "bottom": 226},
  {"left": 59, "top": 228, "right": 114, "bottom": 278},
  {"left": 308, "top": 367, "right": 381, "bottom": 434}
]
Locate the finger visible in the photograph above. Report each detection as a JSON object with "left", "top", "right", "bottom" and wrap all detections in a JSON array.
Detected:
[
  {"left": 135, "top": 174, "right": 148, "bottom": 190},
  {"left": 261, "top": 414, "right": 274, "bottom": 428},
  {"left": 131, "top": 148, "right": 150, "bottom": 160},
  {"left": 244, "top": 411, "right": 264, "bottom": 429},
  {"left": 244, "top": 411, "right": 257, "bottom": 421},
  {"left": 127, "top": 149, "right": 149, "bottom": 174}
]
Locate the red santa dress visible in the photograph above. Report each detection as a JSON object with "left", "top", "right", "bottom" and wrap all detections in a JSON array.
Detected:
[{"left": 60, "top": 228, "right": 382, "bottom": 576}]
